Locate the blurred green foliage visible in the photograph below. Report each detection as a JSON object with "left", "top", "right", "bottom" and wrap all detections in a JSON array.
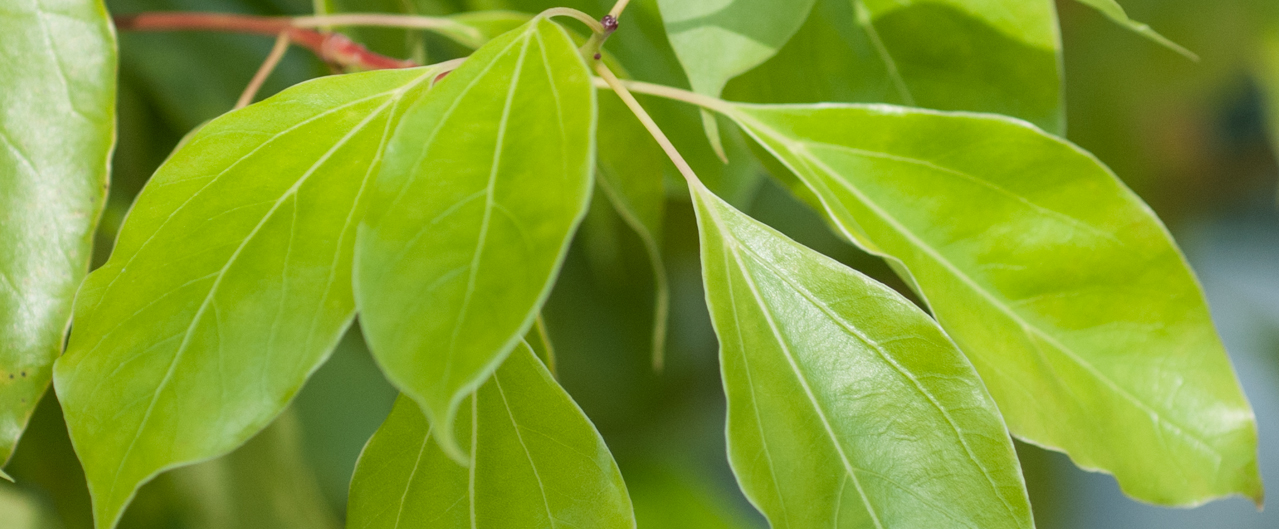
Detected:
[{"left": 5, "top": 0, "right": 1279, "bottom": 527}]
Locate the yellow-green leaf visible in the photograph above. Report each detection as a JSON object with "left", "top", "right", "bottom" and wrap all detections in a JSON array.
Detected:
[
  {"left": 693, "top": 181, "right": 1033, "bottom": 528},
  {"left": 346, "top": 343, "right": 635, "bottom": 529},
  {"left": 354, "top": 17, "right": 595, "bottom": 462},
  {"left": 54, "top": 66, "right": 441, "bottom": 529},
  {"left": 728, "top": 102, "right": 1262, "bottom": 506}
]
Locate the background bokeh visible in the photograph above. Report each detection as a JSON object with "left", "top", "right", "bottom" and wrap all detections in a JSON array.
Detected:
[{"left": 2, "top": 0, "right": 1277, "bottom": 527}]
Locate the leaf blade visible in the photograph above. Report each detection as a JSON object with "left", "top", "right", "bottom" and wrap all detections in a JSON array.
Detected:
[
  {"left": 727, "top": 0, "right": 1064, "bottom": 133},
  {"left": 346, "top": 343, "right": 636, "bottom": 529},
  {"left": 0, "top": 0, "right": 115, "bottom": 471},
  {"left": 355, "top": 17, "right": 595, "bottom": 462},
  {"left": 728, "top": 103, "right": 1262, "bottom": 505},
  {"left": 54, "top": 67, "right": 440, "bottom": 529},
  {"left": 1073, "top": 0, "right": 1198, "bottom": 60},
  {"left": 692, "top": 182, "right": 1033, "bottom": 528},
  {"left": 655, "top": 0, "right": 817, "bottom": 98}
]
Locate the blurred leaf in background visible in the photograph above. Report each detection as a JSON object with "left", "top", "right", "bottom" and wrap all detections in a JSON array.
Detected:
[
  {"left": 725, "top": 0, "right": 1063, "bottom": 132},
  {"left": 1259, "top": 23, "right": 1279, "bottom": 161},
  {"left": 0, "top": 485, "right": 64, "bottom": 529}
]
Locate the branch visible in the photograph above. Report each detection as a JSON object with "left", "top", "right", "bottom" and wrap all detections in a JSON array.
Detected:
[{"left": 113, "top": 13, "right": 416, "bottom": 70}]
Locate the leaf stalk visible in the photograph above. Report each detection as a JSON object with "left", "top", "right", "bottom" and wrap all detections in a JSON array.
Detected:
[{"left": 593, "top": 62, "right": 701, "bottom": 187}]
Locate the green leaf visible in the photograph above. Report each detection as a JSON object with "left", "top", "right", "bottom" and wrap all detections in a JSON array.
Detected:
[
  {"left": 53, "top": 66, "right": 442, "bottom": 529},
  {"left": 1073, "top": 0, "right": 1198, "bottom": 60},
  {"left": 692, "top": 181, "right": 1033, "bottom": 528},
  {"left": 655, "top": 0, "right": 816, "bottom": 101},
  {"left": 727, "top": 103, "right": 1263, "bottom": 505},
  {"left": 596, "top": 90, "right": 670, "bottom": 370},
  {"left": 0, "top": 0, "right": 115, "bottom": 472},
  {"left": 346, "top": 342, "right": 635, "bottom": 529},
  {"left": 355, "top": 17, "right": 595, "bottom": 463},
  {"left": 729, "top": 0, "right": 1063, "bottom": 133},
  {"left": 656, "top": 0, "right": 817, "bottom": 155}
]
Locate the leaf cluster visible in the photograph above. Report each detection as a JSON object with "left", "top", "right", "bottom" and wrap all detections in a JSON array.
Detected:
[{"left": 0, "top": 0, "right": 1268, "bottom": 528}]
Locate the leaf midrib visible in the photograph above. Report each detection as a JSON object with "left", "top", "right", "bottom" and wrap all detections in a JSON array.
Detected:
[{"left": 493, "top": 370, "right": 558, "bottom": 528}]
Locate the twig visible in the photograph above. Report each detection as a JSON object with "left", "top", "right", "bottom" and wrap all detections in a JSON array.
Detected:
[
  {"left": 114, "top": 13, "right": 415, "bottom": 70},
  {"left": 590, "top": 76, "right": 732, "bottom": 114},
  {"left": 236, "top": 31, "right": 291, "bottom": 109},
  {"left": 608, "top": 0, "right": 632, "bottom": 19},
  {"left": 539, "top": 8, "right": 605, "bottom": 34}
]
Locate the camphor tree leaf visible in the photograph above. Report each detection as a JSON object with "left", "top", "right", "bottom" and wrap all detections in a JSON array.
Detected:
[
  {"left": 1072, "top": 0, "right": 1197, "bottom": 60},
  {"left": 346, "top": 342, "right": 635, "bottom": 529},
  {"left": 724, "top": 103, "right": 1262, "bottom": 505},
  {"left": 355, "top": 16, "right": 594, "bottom": 463},
  {"left": 692, "top": 180, "right": 1033, "bottom": 528},
  {"left": 0, "top": 0, "right": 115, "bottom": 473},
  {"left": 53, "top": 66, "right": 443, "bottom": 529},
  {"left": 596, "top": 90, "right": 669, "bottom": 369},
  {"left": 655, "top": 0, "right": 817, "bottom": 158},
  {"left": 850, "top": 0, "right": 1063, "bottom": 132}
]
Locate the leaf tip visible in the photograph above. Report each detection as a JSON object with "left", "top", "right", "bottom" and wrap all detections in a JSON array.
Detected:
[
  {"left": 700, "top": 110, "right": 729, "bottom": 163},
  {"left": 422, "top": 398, "right": 471, "bottom": 467}
]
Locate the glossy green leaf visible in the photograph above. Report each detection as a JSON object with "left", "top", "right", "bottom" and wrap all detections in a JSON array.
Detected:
[
  {"left": 692, "top": 181, "right": 1032, "bottom": 528},
  {"left": 596, "top": 90, "right": 669, "bottom": 369},
  {"left": 727, "top": 103, "right": 1262, "bottom": 505},
  {"left": 355, "top": 17, "right": 594, "bottom": 462},
  {"left": 346, "top": 342, "right": 635, "bottom": 529},
  {"left": 0, "top": 0, "right": 115, "bottom": 472},
  {"left": 1073, "top": 0, "right": 1197, "bottom": 60},
  {"left": 53, "top": 66, "right": 443, "bottom": 529}
]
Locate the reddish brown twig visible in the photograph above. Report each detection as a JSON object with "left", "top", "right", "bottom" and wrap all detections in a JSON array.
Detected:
[{"left": 113, "top": 13, "right": 416, "bottom": 70}]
